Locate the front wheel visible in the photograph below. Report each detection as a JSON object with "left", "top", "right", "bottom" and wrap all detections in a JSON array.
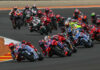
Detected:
[
  {"left": 84, "top": 40, "right": 93, "bottom": 48},
  {"left": 38, "top": 53, "right": 44, "bottom": 61}
]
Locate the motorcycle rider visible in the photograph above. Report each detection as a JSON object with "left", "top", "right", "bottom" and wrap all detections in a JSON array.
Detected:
[
  {"left": 43, "top": 17, "right": 52, "bottom": 33},
  {"left": 91, "top": 12, "right": 97, "bottom": 24},
  {"left": 37, "top": 10, "right": 43, "bottom": 18},
  {"left": 60, "top": 17, "right": 65, "bottom": 27},
  {"left": 49, "top": 9, "right": 55, "bottom": 17},
  {"left": 23, "top": 5, "right": 32, "bottom": 25},
  {"left": 73, "top": 8, "right": 82, "bottom": 19},
  {"left": 66, "top": 19, "right": 82, "bottom": 32},
  {"left": 9, "top": 6, "right": 20, "bottom": 28},
  {"left": 22, "top": 43, "right": 39, "bottom": 60},
  {"left": 9, "top": 6, "right": 20, "bottom": 16},
  {"left": 39, "top": 39, "right": 47, "bottom": 56},
  {"left": 89, "top": 25, "right": 97, "bottom": 40},
  {"left": 31, "top": 4, "right": 38, "bottom": 16},
  {"left": 81, "top": 15, "right": 88, "bottom": 24},
  {"left": 26, "top": 14, "right": 33, "bottom": 24},
  {"left": 9, "top": 41, "right": 39, "bottom": 61},
  {"left": 23, "top": 5, "right": 32, "bottom": 15},
  {"left": 65, "top": 19, "right": 80, "bottom": 46},
  {"left": 39, "top": 36, "right": 52, "bottom": 56},
  {"left": 51, "top": 35, "right": 69, "bottom": 56},
  {"left": 45, "top": 8, "right": 50, "bottom": 17},
  {"left": 49, "top": 13, "right": 57, "bottom": 30},
  {"left": 26, "top": 42, "right": 38, "bottom": 52},
  {"left": 8, "top": 43, "right": 16, "bottom": 60},
  {"left": 56, "top": 14, "right": 62, "bottom": 27}
]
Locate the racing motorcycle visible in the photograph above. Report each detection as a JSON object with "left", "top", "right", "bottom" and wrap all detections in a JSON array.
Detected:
[
  {"left": 90, "top": 27, "right": 100, "bottom": 41},
  {"left": 39, "top": 39, "right": 72, "bottom": 57},
  {"left": 53, "top": 34, "right": 77, "bottom": 53},
  {"left": 10, "top": 11, "right": 23, "bottom": 29},
  {"left": 16, "top": 48, "right": 43, "bottom": 62},
  {"left": 64, "top": 39, "right": 77, "bottom": 53},
  {"left": 88, "top": 25, "right": 100, "bottom": 41},
  {"left": 9, "top": 43, "right": 43, "bottom": 62},
  {"left": 29, "top": 17, "right": 41, "bottom": 32},
  {"left": 24, "top": 10, "right": 32, "bottom": 26},
  {"left": 14, "top": 12, "right": 23, "bottom": 29},
  {"left": 48, "top": 44, "right": 68, "bottom": 57},
  {"left": 16, "top": 48, "right": 35, "bottom": 62},
  {"left": 39, "top": 25, "right": 48, "bottom": 35},
  {"left": 76, "top": 32, "right": 93, "bottom": 48}
]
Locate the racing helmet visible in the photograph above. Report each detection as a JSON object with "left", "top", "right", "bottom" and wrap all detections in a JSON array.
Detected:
[
  {"left": 50, "top": 13, "right": 55, "bottom": 18},
  {"left": 26, "top": 42, "right": 31, "bottom": 45},
  {"left": 56, "top": 14, "right": 60, "bottom": 19},
  {"left": 46, "top": 17, "right": 51, "bottom": 23},
  {"left": 37, "top": 10, "right": 42, "bottom": 15},
  {"left": 13, "top": 6, "right": 18, "bottom": 11},
  {"left": 91, "top": 12, "right": 96, "bottom": 17},
  {"left": 45, "top": 8, "right": 50, "bottom": 13},
  {"left": 49, "top": 9, "right": 53, "bottom": 13},
  {"left": 67, "top": 17, "right": 72, "bottom": 21},
  {"left": 48, "top": 36, "right": 51, "bottom": 39},
  {"left": 32, "top": 4, "right": 36, "bottom": 8},
  {"left": 22, "top": 40, "right": 26, "bottom": 44},
  {"left": 8, "top": 43, "right": 15, "bottom": 51},
  {"left": 74, "top": 8, "right": 80, "bottom": 15},
  {"left": 75, "top": 8, "right": 79, "bottom": 13},
  {"left": 9, "top": 43, "right": 14, "bottom": 47},
  {"left": 82, "top": 15, "right": 87, "bottom": 21},
  {"left": 44, "top": 36, "right": 49, "bottom": 41},
  {"left": 25, "top": 5, "right": 29, "bottom": 9},
  {"left": 64, "top": 20, "right": 70, "bottom": 27}
]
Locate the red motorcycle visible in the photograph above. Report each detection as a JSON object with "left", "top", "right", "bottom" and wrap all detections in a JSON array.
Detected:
[
  {"left": 39, "top": 39, "right": 72, "bottom": 57},
  {"left": 89, "top": 25, "right": 100, "bottom": 41}
]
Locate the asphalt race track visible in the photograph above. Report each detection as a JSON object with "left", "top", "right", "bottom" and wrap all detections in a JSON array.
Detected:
[{"left": 0, "top": 8, "right": 100, "bottom": 70}]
